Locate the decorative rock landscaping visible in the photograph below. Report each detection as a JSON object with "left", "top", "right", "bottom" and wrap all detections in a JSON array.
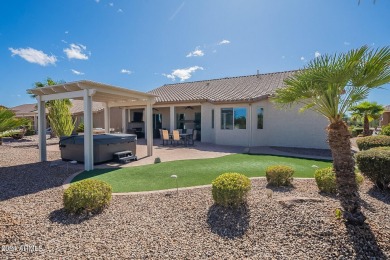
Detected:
[{"left": 1, "top": 145, "right": 389, "bottom": 259}]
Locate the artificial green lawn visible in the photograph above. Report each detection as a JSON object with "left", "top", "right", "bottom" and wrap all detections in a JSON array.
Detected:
[{"left": 71, "top": 154, "right": 332, "bottom": 192}]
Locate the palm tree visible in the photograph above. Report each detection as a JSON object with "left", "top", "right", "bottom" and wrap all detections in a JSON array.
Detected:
[
  {"left": 273, "top": 46, "right": 390, "bottom": 225},
  {"left": 350, "top": 101, "right": 384, "bottom": 136},
  {"left": 0, "top": 108, "right": 30, "bottom": 145}
]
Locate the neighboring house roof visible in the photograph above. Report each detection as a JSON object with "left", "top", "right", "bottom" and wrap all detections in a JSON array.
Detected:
[
  {"left": 384, "top": 105, "right": 390, "bottom": 112},
  {"left": 70, "top": 100, "right": 105, "bottom": 115},
  {"left": 10, "top": 103, "right": 38, "bottom": 116},
  {"left": 149, "top": 70, "right": 297, "bottom": 104}
]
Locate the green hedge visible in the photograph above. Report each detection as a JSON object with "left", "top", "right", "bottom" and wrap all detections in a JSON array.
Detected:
[
  {"left": 351, "top": 127, "right": 364, "bottom": 137},
  {"left": 64, "top": 179, "right": 112, "bottom": 214},
  {"left": 356, "top": 136, "right": 390, "bottom": 151},
  {"left": 265, "top": 165, "right": 294, "bottom": 186},
  {"left": 314, "top": 167, "right": 364, "bottom": 193},
  {"left": 211, "top": 173, "right": 251, "bottom": 207},
  {"left": 381, "top": 125, "right": 390, "bottom": 136},
  {"left": 356, "top": 147, "right": 390, "bottom": 190}
]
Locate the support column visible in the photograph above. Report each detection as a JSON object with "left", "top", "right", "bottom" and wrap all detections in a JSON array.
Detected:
[
  {"left": 33, "top": 114, "right": 38, "bottom": 132},
  {"left": 169, "top": 105, "right": 175, "bottom": 132},
  {"left": 121, "top": 108, "right": 126, "bottom": 133},
  {"left": 104, "top": 103, "right": 110, "bottom": 133},
  {"left": 84, "top": 89, "right": 94, "bottom": 171},
  {"left": 146, "top": 99, "right": 153, "bottom": 156},
  {"left": 37, "top": 96, "right": 46, "bottom": 162}
]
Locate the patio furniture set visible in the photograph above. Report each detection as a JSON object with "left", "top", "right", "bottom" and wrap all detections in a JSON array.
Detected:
[{"left": 160, "top": 129, "right": 198, "bottom": 147}]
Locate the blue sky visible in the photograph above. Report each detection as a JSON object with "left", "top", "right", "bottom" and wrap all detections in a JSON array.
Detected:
[{"left": 1, "top": 0, "right": 389, "bottom": 108}]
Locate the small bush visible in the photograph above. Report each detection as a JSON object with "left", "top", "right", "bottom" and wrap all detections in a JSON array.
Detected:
[
  {"left": 212, "top": 173, "right": 251, "bottom": 207},
  {"left": 381, "top": 125, "right": 390, "bottom": 136},
  {"left": 63, "top": 179, "right": 112, "bottom": 214},
  {"left": 356, "top": 135, "right": 390, "bottom": 151},
  {"left": 356, "top": 148, "right": 390, "bottom": 190},
  {"left": 265, "top": 165, "right": 294, "bottom": 186},
  {"left": 154, "top": 157, "right": 161, "bottom": 164},
  {"left": 76, "top": 123, "right": 84, "bottom": 133},
  {"left": 314, "top": 167, "right": 364, "bottom": 193}
]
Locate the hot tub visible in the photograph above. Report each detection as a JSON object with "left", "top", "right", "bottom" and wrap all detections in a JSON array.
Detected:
[{"left": 59, "top": 134, "right": 137, "bottom": 164}]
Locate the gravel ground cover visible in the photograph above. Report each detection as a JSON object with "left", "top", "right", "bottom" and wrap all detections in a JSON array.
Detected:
[{"left": 1, "top": 145, "right": 389, "bottom": 259}]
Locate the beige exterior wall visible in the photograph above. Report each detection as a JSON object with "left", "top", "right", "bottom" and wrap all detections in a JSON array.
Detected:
[
  {"left": 200, "top": 100, "right": 329, "bottom": 149},
  {"left": 381, "top": 112, "right": 390, "bottom": 126},
  {"left": 74, "top": 107, "right": 123, "bottom": 131}
]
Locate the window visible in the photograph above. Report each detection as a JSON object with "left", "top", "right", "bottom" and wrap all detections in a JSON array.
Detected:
[
  {"left": 257, "top": 107, "right": 264, "bottom": 129},
  {"left": 221, "top": 108, "right": 233, "bottom": 129},
  {"left": 211, "top": 109, "right": 214, "bottom": 129},
  {"left": 234, "top": 108, "right": 247, "bottom": 129},
  {"left": 133, "top": 112, "right": 143, "bottom": 122},
  {"left": 221, "top": 107, "right": 247, "bottom": 130},
  {"left": 176, "top": 113, "right": 185, "bottom": 129}
]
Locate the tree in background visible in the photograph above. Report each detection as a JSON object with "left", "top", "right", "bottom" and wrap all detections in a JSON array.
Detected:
[
  {"left": 350, "top": 101, "right": 384, "bottom": 136},
  {"left": 28, "top": 78, "right": 75, "bottom": 137},
  {"left": 0, "top": 107, "right": 30, "bottom": 145},
  {"left": 273, "top": 46, "right": 390, "bottom": 225}
]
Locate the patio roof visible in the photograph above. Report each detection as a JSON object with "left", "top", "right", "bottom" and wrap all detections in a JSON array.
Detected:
[{"left": 28, "top": 80, "right": 156, "bottom": 106}]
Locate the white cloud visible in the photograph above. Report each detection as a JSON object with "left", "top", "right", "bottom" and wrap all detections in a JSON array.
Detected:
[
  {"left": 109, "top": 2, "right": 113, "bottom": 6},
  {"left": 186, "top": 47, "right": 204, "bottom": 57},
  {"left": 71, "top": 69, "right": 84, "bottom": 75},
  {"left": 344, "top": 41, "right": 350, "bottom": 46},
  {"left": 65, "top": 31, "right": 69, "bottom": 34},
  {"left": 63, "top": 43, "right": 89, "bottom": 60},
  {"left": 61, "top": 39, "right": 67, "bottom": 44},
  {"left": 95, "top": 0, "right": 100, "bottom": 3},
  {"left": 281, "top": 55, "right": 285, "bottom": 59},
  {"left": 314, "top": 51, "right": 321, "bottom": 58},
  {"left": 163, "top": 66, "right": 204, "bottom": 81},
  {"left": 118, "top": 8, "right": 123, "bottom": 12},
  {"left": 120, "top": 69, "right": 132, "bottom": 75},
  {"left": 218, "top": 39, "right": 230, "bottom": 45},
  {"left": 9, "top": 47, "right": 57, "bottom": 66},
  {"left": 300, "top": 56, "right": 305, "bottom": 61}
]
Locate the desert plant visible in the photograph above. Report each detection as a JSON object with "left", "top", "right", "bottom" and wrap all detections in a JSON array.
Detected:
[
  {"left": 351, "top": 127, "right": 364, "bottom": 137},
  {"left": 350, "top": 101, "right": 384, "bottom": 136},
  {"left": 356, "top": 135, "right": 390, "bottom": 150},
  {"left": 0, "top": 108, "right": 30, "bottom": 145},
  {"left": 154, "top": 157, "right": 161, "bottom": 164},
  {"left": 314, "top": 167, "right": 364, "bottom": 193},
  {"left": 63, "top": 179, "right": 112, "bottom": 214},
  {"left": 265, "top": 165, "right": 294, "bottom": 186},
  {"left": 273, "top": 45, "right": 390, "bottom": 225},
  {"left": 211, "top": 173, "right": 251, "bottom": 207},
  {"left": 47, "top": 99, "right": 75, "bottom": 137},
  {"left": 381, "top": 124, "right": 390, "bottom": 136},
  {"left": 356, "top": 147, "right": 390, "bottom": 190}
]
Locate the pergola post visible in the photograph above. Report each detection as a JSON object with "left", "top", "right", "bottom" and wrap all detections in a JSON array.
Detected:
[
  {"left": 121, "top": 108, "right": 126, "bottom": 133},
  {"left": 146, "top": 99, "right": 153, "bottom": 156},
  {"left": 37, "top": 96, "right": 47, "bottom": 162},
  {"left": 169, "top": 105, "right": 175, "bottom": 132},
  {"left": 84, "top": 89, "right": 94, "bottom": 171},
  {"left": 104, "top": 102, "right": 110, "bottom": 133}
]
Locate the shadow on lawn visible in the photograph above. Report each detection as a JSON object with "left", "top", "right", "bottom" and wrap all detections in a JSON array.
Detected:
[{"left": 207, "top": 204, "right": 249, "bottom": 239}]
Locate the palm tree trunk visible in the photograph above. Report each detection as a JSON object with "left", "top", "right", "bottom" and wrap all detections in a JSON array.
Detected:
[
  {"left": 327, "top": 121, "right": 366, "bottom": 225},
  {"left": 363, "top": 115, "right": 370, "bottom": 136}
]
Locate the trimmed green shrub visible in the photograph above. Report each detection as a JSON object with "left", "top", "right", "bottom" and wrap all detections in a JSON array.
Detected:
[
  {"left": 314, "top": 167, "right": 364, "bottom": 193},
  {"left": 381, "top": 125, "right": 390, "bottom": 136},
  {"left": 76, "top": 123, "right": 84, "bottom": 133},
  {"left": 265, "top": 165, "right": 294, "bottom": 186},
  {"left": 356, "top": 135, "right": 390, "bottom": 150},
  {"left": 211, "top": 173, "right": 251, "bottom": 207},
  {"left": 356, "top": 148, "right": 390, "bottom": 190},
  {"left": 154, "top": 157, "right": 161, "bottom": 164},
  {"left": 64, "top": 179, "right": 112, "bottom": 214}
]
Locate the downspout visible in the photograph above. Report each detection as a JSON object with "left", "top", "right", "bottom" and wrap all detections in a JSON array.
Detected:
[{"left": 248, "top": 103, "right": 252, "bottom": 148}]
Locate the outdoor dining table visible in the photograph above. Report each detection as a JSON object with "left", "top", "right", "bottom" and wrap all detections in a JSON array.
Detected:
[{"left": 168, "top": 133, "right": 193, "bottom": 146}]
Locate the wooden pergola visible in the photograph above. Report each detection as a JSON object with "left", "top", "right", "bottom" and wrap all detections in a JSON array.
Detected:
[{"left": 28, "top": 80, "right": 156, "bottom": 171}]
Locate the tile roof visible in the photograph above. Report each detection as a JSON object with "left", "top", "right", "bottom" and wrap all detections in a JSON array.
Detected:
[
  {"left": 149, "top": 70, "right": 297, "bottom": 103},
  {"left": 69, "top": 100, "right": 105, "bottom": 114},
  {"left": 10, "top": 104, "right": 37, "bottom": 114},
  {"left": 384, "top": 105, "right": 390, "bottom": 111}
]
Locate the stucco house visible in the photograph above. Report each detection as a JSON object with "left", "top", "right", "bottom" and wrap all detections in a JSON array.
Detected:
[
  {"left": 381, "top": 105, "right": 390, "bottom": 126},
  {"left": 140, "top": 70, "right": 329, "bottom": 149}
]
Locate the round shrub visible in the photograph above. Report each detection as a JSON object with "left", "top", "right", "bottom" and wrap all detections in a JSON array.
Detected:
[
  {"left": 314, "top": 167, "right": 364, "bottom": 193},
  {"left": 381, "top": 125, "right": 390, "bottom": 136},
  {"left": 64, "top": 179, "right": 112, "bottom": 214},
  {"left": 211, "top": 173, "right": 251, "bottom": 207},
  {"left": 265, "top": 165, "right": 294, "bottom": 186},
  {"left": 356, "top": 148, "right": 390, "bottom": 190},
  {"left": 356, "top": 136, "right": 390, "bottom": 151}
]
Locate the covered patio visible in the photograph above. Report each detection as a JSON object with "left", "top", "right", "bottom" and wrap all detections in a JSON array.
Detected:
[{"left": 28, "top": 80, "right": 156, "bottom": 171}]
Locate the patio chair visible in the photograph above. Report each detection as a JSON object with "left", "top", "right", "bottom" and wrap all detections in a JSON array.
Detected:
[
  {"left": 172, "top": 130, "right": 183, "bottom": 146},
  {"left": 191, "top": 130, "right": 197, "bottom": 145},
  {"left": 186, "top": 128, "right": 193, "bottom": 135},
  {"left": 177, "top": 129, "right": 183, "bottom": 134},
  {"left": 162, "top": 129, "right": 170, "bottom": 146}
]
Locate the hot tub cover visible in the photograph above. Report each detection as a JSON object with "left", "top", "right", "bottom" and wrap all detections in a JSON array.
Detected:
[{"left": 60, "top": 134, "right": 137, "bottom": 145}]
